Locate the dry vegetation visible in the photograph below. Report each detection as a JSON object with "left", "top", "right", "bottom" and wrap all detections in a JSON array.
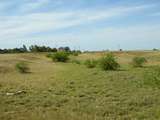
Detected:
[{"left": 0, "top": 51, "right": 160, "bottom": 120}]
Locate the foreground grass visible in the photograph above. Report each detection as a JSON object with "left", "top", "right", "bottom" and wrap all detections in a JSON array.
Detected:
[{"left": 0, "top": 51, "right": 160, "bottom": 120}]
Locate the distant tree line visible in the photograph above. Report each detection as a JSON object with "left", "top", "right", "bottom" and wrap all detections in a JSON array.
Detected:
[
  {"left": 0, "top": 45, "right": 28, "bottom": 54},
  {"left": 29, "top": 45, "right": 58, "bottom": 52},
  {"left": 0, "top": 45, "right": 81, "bottom": 54}
]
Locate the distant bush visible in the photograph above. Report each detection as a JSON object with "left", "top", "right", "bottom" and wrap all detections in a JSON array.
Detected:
[
  {"left": 153, "top": 48, "right": 159, "bottom": 51},
  {"left": 51, "top": 51, "right": 69, "bottom": 62},
  {"left": 46, "top": 53, "right": 54, "bottom": 58},
  {"left": 84, "top": 59, "right": 97, "bottom": 68},
  {"left": 132, "top": 57, "right": 147, "bottom": 67},
  {"left": 143, "top": 66, "right": 160, "bottom": 88},
  {"left": 71, "top": 50, "right": 82, "bottom": 56},
  {"left": 99, "top": 53, "right": 120, "bottom": 71},
  {"left": 29, "top": 45, "right": 57, "bottom": 52},
  {"left": 71, "top": 59, "right": 81, "bottom": 65},
  {"left": 72, "top": 52, "right": 79, "bottom": 56},
  {"left": 15, "top": 62, "right": 29, "bottom": 73}
]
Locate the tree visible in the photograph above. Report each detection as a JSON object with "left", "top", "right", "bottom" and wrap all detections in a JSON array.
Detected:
[{"left": 22, "top": 45, "right": 28, "bottom": 52}]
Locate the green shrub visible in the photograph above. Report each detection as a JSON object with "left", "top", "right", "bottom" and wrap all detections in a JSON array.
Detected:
[
  {"left": 143, "top": 66, "right": 160, "bottom": 88},
  {"left": 15, "top": 62, "right": 29, "bottom": 73},
  {"left": 46, "top": 53, "right": 54, "bottom": 58},
  {"left": 71, "top": 50, "right": 82, "bottom": 56},
  {"left": 132, "top": 57, "right": 147, "bottom": 67},
  {"left": 51, "top": 51, "right": 69, "bottom": 62},
  {"left": 84, "top": 59, "right": 97, "bottom": 68},
  {"left": 99, "top": 53, "right": 120, "bottom": 71},
  {"left": 71, "top": 59, "right": 81, "bottom": 65},
  {"left": 72, "top": 52, "right": 79, "bottom": 56}
]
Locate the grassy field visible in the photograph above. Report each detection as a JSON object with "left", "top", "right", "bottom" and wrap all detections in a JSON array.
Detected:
[{"left": 0, "top": 51, "right": 160, "bottom": 120}]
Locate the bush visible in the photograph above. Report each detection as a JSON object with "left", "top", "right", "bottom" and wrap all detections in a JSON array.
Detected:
[
  {"left": 71, "top": 50, "right": 82, "bottom": 56},
  {"left": 71, "top": 59, "right": 81, "bottom": 65},
  {"left": 143, "top": 66, "right": 160, "bottom": 88},
  {"left": 132, "top": 57, "right": 147, "bottom": 67},
  {"left": 72, "top": 52, "right": 79, "bottom": 56},
  {"left": 99, "top": 53, "right": 120, "bottom": 71},
  {"left": 15, "top": 62, "right": 29, "bottom": 73},
  {"left": 46, "top": 53, "right": 54, "bottom": 58},
  {"left": 84, "top": 59, "right": 97, "bottom": 68},
  {"left": 51, "top": 51, "right": 69, "bottom": 62}
]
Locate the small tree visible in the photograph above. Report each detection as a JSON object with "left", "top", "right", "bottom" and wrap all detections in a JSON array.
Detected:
[
  {"left": 99, "top": 53, "right": 120, "bottom": 70},
  {"left": 15, "top": 62, "right": 30, "bottom": 73},
  {"left": 132, "top": 57, "right": 147, "bottom": 67},
  {"left": 51, "top": 51, "right": 69, "bottom": 62},
  {"left": 22, "top": 45, "right": 28, "bottom": 52}
]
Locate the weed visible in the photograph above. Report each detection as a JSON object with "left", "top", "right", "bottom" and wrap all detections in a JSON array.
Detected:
[
  {"left": 143, "top": 66, "right": 160, "bottom": 88},
  {"left": 71, "top": 59, "right": 81, "bottom": 65},
  {"left": 84, "top": 59, "right": 97, "bottom": 68},
  {"left": 15, "top": 62, "right": 30, "bottom": 73}
]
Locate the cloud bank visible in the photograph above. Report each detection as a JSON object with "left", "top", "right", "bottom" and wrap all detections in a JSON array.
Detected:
[{"left": 0, "top": 0, "right": 160, "bottom": 50}]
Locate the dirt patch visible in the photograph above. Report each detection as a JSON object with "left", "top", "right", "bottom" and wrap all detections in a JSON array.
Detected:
[
  {"left": 20, "top": 54, "right": 40, "bottom": 61},
  {"left": 0, "top": 66, "right": 11, "bottom": 73}
]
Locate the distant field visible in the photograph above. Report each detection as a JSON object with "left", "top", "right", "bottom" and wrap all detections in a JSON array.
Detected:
[{"left": 0, "top": 51, "right": 160, "bottom": 120}]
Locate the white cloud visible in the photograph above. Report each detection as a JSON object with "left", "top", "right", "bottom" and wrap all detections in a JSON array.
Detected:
[
  {"left": 78, "top": 25, "right": 160, "bottom": 50},
  {"left": 0, "top": 4, "right": 155, "bottom": 42},
  {"left": 11, "top": 24, "right": 160, "bottom": 50},
  {"left": 18, "top": 0, "right": 51, "bottom": 13}
]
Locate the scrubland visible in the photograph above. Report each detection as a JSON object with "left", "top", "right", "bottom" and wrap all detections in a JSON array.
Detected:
[{"left": 0, "top": 51, "right": 160, "bottom": 120}]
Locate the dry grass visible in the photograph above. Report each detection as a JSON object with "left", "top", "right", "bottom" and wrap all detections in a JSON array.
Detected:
[{"left": 0, "top": 51, "right": 160, "bottom": 120}]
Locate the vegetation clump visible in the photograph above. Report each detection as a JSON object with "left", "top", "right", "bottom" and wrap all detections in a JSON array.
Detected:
[
  {"left": 143, "top": 66, "right": 160, "bottom": 88},
  {"left": 71, "top": 50, "right": 81, "bottom": 56},
  {"left": 132, "top": 56, "right": 147, "bottom": 67},
  {"left": 71, "top": 59, "right": 81, "bottom": 65},
  {"left": 99, "top": 53, "right": 120, "bottom": 70},
  {"left": 15, "top": 62, "right": 30, "bottom": 73},
  {"left": 84, "top": 59, "right": 97, "bottom": 68},
  {"left": 46, "top": 53, "right": 54, "bottom": 58},
  {"left": 51, "top": 51, "right": 69, "bottom": 62}
]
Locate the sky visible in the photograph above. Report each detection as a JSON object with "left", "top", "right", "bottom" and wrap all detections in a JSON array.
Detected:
[{"left": 0, "top": 0, "right": 160, "bottom": 51}]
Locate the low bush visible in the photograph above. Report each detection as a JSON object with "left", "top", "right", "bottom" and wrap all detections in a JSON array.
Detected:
[
  {"left": 99, "top": 53, "right": 120, "bottom": 71},
  {"left": 143, "top": 66, "right": 160, "bottom": 88},
  {"left": 84, "top": 59, "right": 97, "bottom": 68},
  {"left": 15, "top": 62, "right": 29, "bottom": 73},
  {"left": 72, "top": 52, "right": 79, "bottom": 56},
  {"left": 51, "top": 51, "right": 69, "bottom": 62},
  {"left": 46, "top": 53, "right": 54, "bottom": 58},
  {"left": 71, "top": 59, "right": 81, "bottom": 65},
  {"left": 132, "top": 57, "right": 147, "bottom": 67},
  {"left": 71, "top": 50, "right": 81, "bottom": 56}
]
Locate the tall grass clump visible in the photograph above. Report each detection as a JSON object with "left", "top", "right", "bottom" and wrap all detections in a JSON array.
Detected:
[
  {"left": 132, "top": 56, "right": 147, "bottom": 67},
  {"left": 46, "top": 53, "right": 54, "bottom": 58},
  {"left": 51, "top": 51, "right": 69, "bottom": 62},
  {"left": 143, "top": 66, "right": 160, "bottom": 88},
  {"left": 99, "top": 53, "right": 120, "bottom": 71},
  {"left": 84, "top": 59, "right": 97, "bottom": 68},
  {"left": 71, "top": 59, "right": 81, "bottom": 65},
  {"left": 15, "top": 62, "right": 30, "bottom": 73},
  {"left": 71, "top": 50, "right": 81, "bottom": 56}
]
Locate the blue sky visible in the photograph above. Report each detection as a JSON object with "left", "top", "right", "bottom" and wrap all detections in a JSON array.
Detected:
[{"left": 0, "top": 0, "right": 160, "bottom": 50}]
